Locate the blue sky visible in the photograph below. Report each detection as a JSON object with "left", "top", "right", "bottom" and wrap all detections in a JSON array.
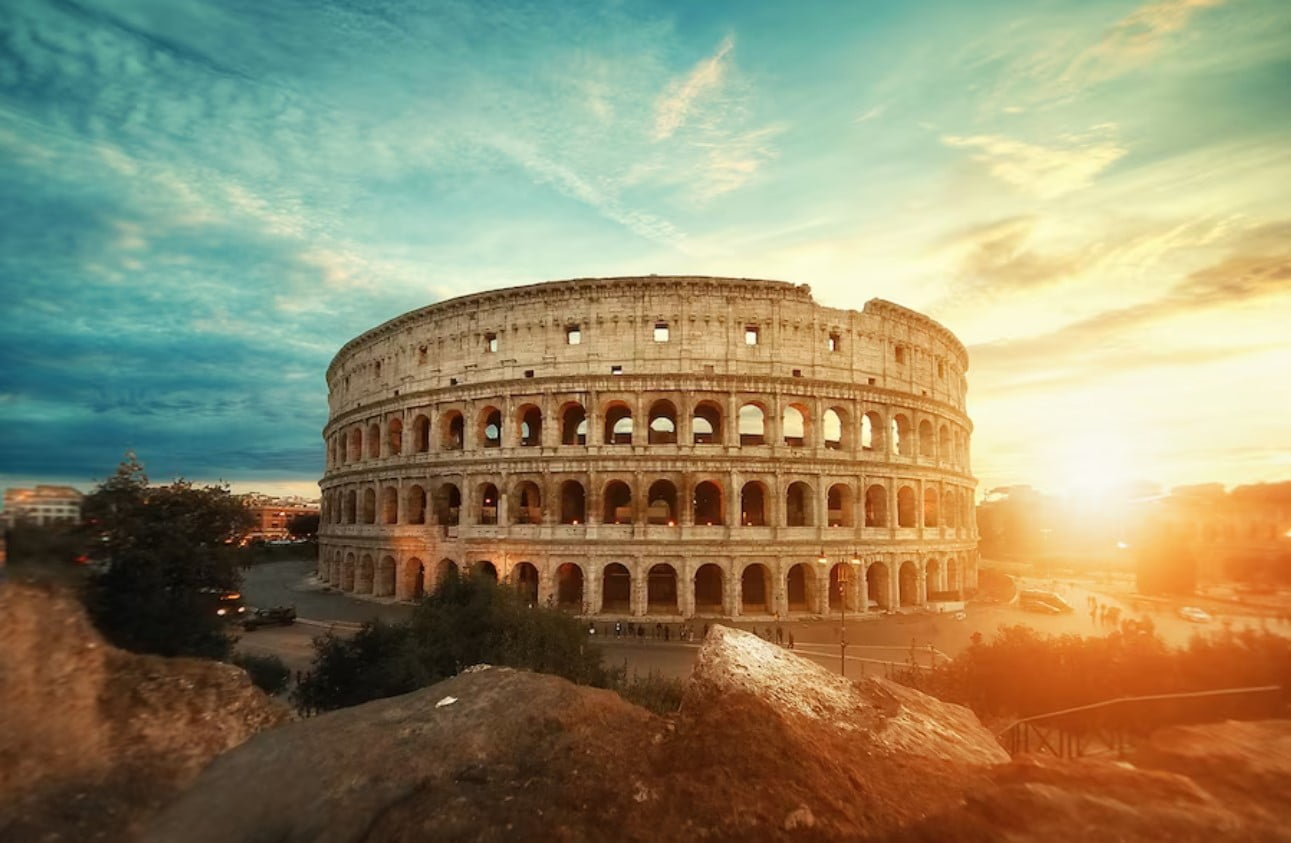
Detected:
[{"left": 1, "top": 0, "right": 1289, "bottom": 501}]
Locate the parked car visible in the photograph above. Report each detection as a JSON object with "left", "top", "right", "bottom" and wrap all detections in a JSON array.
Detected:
[
  {"left": 1177, "top": 606, "right": 1212, "bottom": 623},
  {"left": 1018, "top": 589, "right": 1074, "bottom": 614},
  {"left": 241, "top": 606, "right": 297, "bottom": 630}
]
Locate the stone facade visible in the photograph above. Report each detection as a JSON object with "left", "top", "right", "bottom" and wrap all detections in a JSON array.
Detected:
[{"left": 317, "top": 276, "right": 978, "bottom": 619}]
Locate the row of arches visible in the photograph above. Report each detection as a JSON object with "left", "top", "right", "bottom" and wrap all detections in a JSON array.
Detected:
[
  {"left": 318, "top": 549, "right": 970, "bottom": 615},
  {"left": 327, "top": 399, "right": 968, "bottom": 467},
  {"left": 323, "top": 477, "right": 973, "bottom": 530}
]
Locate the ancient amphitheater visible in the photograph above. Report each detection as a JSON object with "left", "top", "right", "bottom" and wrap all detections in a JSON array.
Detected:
[{"left": 317, "top": 276, "right": 977, "bottom": 619}]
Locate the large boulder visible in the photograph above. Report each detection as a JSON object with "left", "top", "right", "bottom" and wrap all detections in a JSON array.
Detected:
[{"left": 0, "top": 580, "right": 290, "bottom": 843}]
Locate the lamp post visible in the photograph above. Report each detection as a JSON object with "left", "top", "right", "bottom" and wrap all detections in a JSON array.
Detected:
[{"left": 819, "top": 551, "right": 860, "bottom": 677}]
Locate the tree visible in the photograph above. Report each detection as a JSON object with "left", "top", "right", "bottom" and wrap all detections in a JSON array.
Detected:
[
  {"left": 287, "top": 513, "right": 320, "bottom": 541},
  {"left": 81, "top": 454, "right": 253, "bottom": 660}
]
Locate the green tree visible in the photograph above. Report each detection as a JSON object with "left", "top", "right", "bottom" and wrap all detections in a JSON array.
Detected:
[
  {"left": 81, "top": 454, "right": 253, "bottom": 660},
  {"left": 287, "top": 513, "right": 320, "bottom": 541}
]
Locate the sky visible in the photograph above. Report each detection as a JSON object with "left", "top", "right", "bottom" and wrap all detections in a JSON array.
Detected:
[{"left": 1, "top": 0, "right": 1289, "bottom": 503}]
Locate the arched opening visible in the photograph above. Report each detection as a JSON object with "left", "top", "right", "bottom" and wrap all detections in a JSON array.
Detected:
[
  {"left": 924, "top": 487, "right": 939, "bottom": 527},
  {"left": 601, "top": 563, "right": 631, "bottom": 613},
  {"left": 787, "top": 563, "right": 814, "bottom": 612},
  {"left": 388, "top": 418, "right": 403, "bottom": 456},
  {"left": 897, "top": 486, "right": 917, "bottom": 528},
  {"left": 647, "top": 400, "right": 677, "bottom": 445},
  {"left": 560, "top": 480, "right": 586, "bottom": 524},
  {"left": 693, "top": 481, "right": 723, "bottom": 526},
  {"left": 561, "top": 403, "right": 588, "bottom": 445},
  {"left": 602, "top": 480, "right": 632, "bottom": 524},
  {"left": 861, "top": 411, "right": 883, "bottom": 452},
  {"left": 367, "top": 423, "right": 380, "bottom": 459},
  {"left": 867, "top": 562, "right": 890, "bottom": 610},
  {"left": 478, "top": 483, "right": 499, "bottom": 525},
  {"left": 480, "top": 407, "right": 502, "bottom": 449},
  {"left": 512, "top": 481, "right": 542, "bottom": 525},
  {"left": 474, "top": 560, "right": 498, "bottom": 581},
  {"left": 782, "top": 404, "right": 808, "bottom": 447},
  {"left": 356, "top": 554, "right": 375, "bottom": 594},
  {"left": 943, "top": 490, "right": 957, "bottom": 529},
  {"left": 437, "top": 483, "right": 461, "bottom": 526},
  {"left": 556, "top": 563, "right": 584, "bottom": 610},
  {"left": 381, "top": 486, "right": 398, "bottom": 524},
  {"left": 738, "top": 403, "right": 765, "bottom": 446},
  {"left": 893, "top": 414, "right": 912, "bottom": 457},
  {"left": 864, "top": 485, "right": 887, "bottom": 527},
  {"left": 406, "top": 485, "right": 426, "bottom": 525},
  {"left": 947, "top": 557, "right": 960, "bottom": 596},
  {"left": 647, "top": 564, "right": 678, "bottom": 613},
  {"left": 513, "top": 562, "right": 539, "bottom": 605},
  {"left": 434, "top": 559, "right": 458, "bottom": 592},
  {"left": 939, "top": 424, "right": 951, "bottom": 461},
  {"left": 925, "top": 557, "right": 942, "bottom": 596},
  {"left": 341, "top": 553, "right": 356, "bottom": 591},
  {"left": 741, "top": 564, "right": 770, "bottom": 613},
  {"left": 899, "top": 561, "right": 919, "bottom": 606},
  {"left": 604, "top": 404, "right": 633, "bottom": 445},
  {"left": 918, "top": 420, "right": 934, "bottom": 457},
  {"left": 646, "top": 480, "right": 678, "bottom": 525},
  {"left": 694, "top": 564, "right": 724, "bottom": 613},
  {"left": 827, "top": 484, "right": 853, "bottom": 527},
  {"left": 740, "top": 481, "right": 768, "bottom": 527},
  {"left": 412, "top": 415, "right": 430, "bottom": 453},
  {"left": 348, "top": 428, "right": 362, "bottom": 462},
  {"left": 344, "top": 490, "right": 356, "bottom": 524},
  {"left": 828, "top": 563, "right": 857, "bottom": 611},
  {"left": 442, "top": 411, "right": 464, "bottom": 451},
  {"left": 692, "top": 402, "right": 722, "bottom": 445},
  {"left": 823, "top": 408, "right": 844, "bottom": 450},
  {"left": 361, "top": 488, "right": 376, "bottom": 524},
  {"left": 402, "top": 558, "right": 425, "bottom": 601},
  {"left": 785, "top": 482, "right": 813, "bottom": 527},
  {"left": 518, "top": 405, "right": 543, "bottom": 447},
  {"left": 376, "top": 555, "right": 396, "bottom": 597}
]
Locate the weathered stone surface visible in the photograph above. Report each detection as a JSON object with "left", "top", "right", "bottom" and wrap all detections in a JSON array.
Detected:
[{"left": 0, "top": 580, "right": 290, "bottom": 843}]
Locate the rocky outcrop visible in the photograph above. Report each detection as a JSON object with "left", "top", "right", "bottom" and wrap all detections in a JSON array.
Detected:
[{"left": 0, "top": 580, "right": 290, "bottom": 843}]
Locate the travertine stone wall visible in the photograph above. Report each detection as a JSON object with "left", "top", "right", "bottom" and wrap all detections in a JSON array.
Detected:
[{"left": 318, "top": 276, "right": 978, "bottom": 619}]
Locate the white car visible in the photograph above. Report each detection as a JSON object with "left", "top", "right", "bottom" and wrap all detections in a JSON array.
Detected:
[{"left": 1177, "top": 606, "right": 1212, "bottom": 623}]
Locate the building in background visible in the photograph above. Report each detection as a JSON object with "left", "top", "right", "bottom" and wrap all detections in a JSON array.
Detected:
[
  {"left": 238, "top": 494, "right": 320, "bottom": 543},
  {"left": 1, "top": 485, "right": 84, "bottom": 529}
]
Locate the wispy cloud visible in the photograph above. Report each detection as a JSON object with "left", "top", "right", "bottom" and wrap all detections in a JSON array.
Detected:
[
  {"left": 652, "top": 35, "right": 735, "bottom": 141},
  {"left": 1063, "top": 0, "right": 1227, "bottom": 86},
  {"left": 941, "top": 126, "right": 1127, "bottom": 198}
]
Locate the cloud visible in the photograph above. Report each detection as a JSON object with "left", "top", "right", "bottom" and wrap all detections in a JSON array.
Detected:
[
  {"left": 941, "top": 126, "right": 1127, "bottom": 198},
  {"left": 854, "top": 105, "right": 885, "bottom": 123},
  {"left": 652, "top": 35, "right": 734, "bottom": 141},
  {"left": 940, "top": 216, "right": 1095, "bottom": 297},
  {"left": 1064, "top": 0, "right": 1227, "bottom": 86}
]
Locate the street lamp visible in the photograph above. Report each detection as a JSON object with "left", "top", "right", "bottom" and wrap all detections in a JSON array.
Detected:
[{"left": 818, "top": 551, "right": 860, "bottom": 677}]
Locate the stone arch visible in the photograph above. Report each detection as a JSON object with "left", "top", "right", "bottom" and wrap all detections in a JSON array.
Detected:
[
  {"left": 862, "top": 410, "right": 884, "bottom": 452},
  {"left": 401, "top": 557, "right": 425, "bottom": 600},
  {"left": 361, "top": 488, "right": 376, "bottom": 524},
  {"left": 341, "top": 552, "right": 356, "bottom": 591},
  {"left": 918, "top": 419, "right": 934, "bottom": 458},
  {"left": 434, "top": 558, "right": 458, "bottom": 591},
  {"left": 943, "top": 489, "right": 956, "bottom": 529},
  {"left": 925, "top": 557, "right": 942, "bottom": 595},
  {"left": 924, "top": 487, "right": 939, "bottom": 527},
  {"left": 406, "top": 485, "right": 426, "bottom": 525},
  {"left": 646, "top": 479, "right": 678, "bottom": 525},
  {"left": 898, "top": 560, "right": 919, "bottom": 606},
  {"left": 517, "top": 404, "right": 543, "bottom": 447},
  {"left": 938, "top": 423, "right": 951, "bottom": 461},
  {"left": 479, "top": 406, "right": 502, "bottom": 449},
  {"left": 693, "top": 480, "right": 723, "bottom": 525},
  {"left": 947, "top": 556, "right": 960, "bottom": 596},
  {"left": 647, "top": 563, "right": 678, "bottom": 613},
  {"left": 347, "top": 427, "right": 362, "bottom": 462},
  {"left": 412, "top": 414, "right": 431, "bottom": 452},
  {"left": 560, "top": 402, "right": 588, "bottom": 445},
  {"left": 512, "top": 480, "right": 542, "bottom": 525},
  {"left": 559, "top": 480, "right": 586, "bottom": 524},
  {"left": 741, "top": 563, "right": 771, "bottom": 613},
  {"left": 782, "top": 403, "right": 809, "bottom": 447},
  {"left": 892, "top": 414, "right": 913, "bottom": 457},
  {"left": 740, "top": 481, "right": 769, "bottom": 527},
  {"left": 478, "top": 482, "right": 500, "bottom": 525},
  {"left": 344, "top": 489, "right": 357, "bottom": 524},
  {"left": 376, "top": 555, "right": 396, "bottom": 597},
  {"left": 603, "top": 402, "right": 633, "bottom": 445},
  {"left": 827, "top": 483, "right": 853, "bottom": 527},
  {"left": 367, "top": 423, "right": 380, "bottom": 458},
  {"left": 648, "top": 400, "right": 678, "bottom": 445},
  {"left": 692, "top": 401, "right": 722, "bottom": 445},
  {"left": 738, "top": 403, "right": 766, "bottom": 445},
  {"left": 441, "top": 410, "right": 464, "bottom": 451},
  {"left": 786, "top": 562, "right": 815, "bottom": 612},
  {"left": 474, "top": 560, "right": 498, "bottom": 581},
  {"left": 436, "top": 483, "right": 461, "bottom": 526},
  {"left": 866, "top": 562, "right": 890, "bottom": 610},
  {"left": 329, "top": 551, "right": 342, "bottom": 586},
  {"left": 823, "top": 407, "right": 847, "bottom": 450},
  {"left": 601, "top": 563, "right": 631, "bottom": 613},
  {"left": 556, "top": 562, "right": 584, "bottom": 610},
  {"left": 785, "top": 481, "right": 814, "bottom": 527},
  {"left": 897, "top": 486, "right": 917, "bottom": 528},
  {"left": 356, "top": 553, "right": 375, "bottom": 594},
  {"left": 828, "top": 562, "right": 858, "bottom": 611},
  {"left": 513, "top": 561, "right": 540, "bottom": 605},
  {"left": 381, "top": 486, "right": 398, "bottom": 524},
  {"left": 387, "top": 418, "right": 403, "bottom": 456},
  {"left": 602, "top": 480, "right": 632, "bottom": 524},
  {"left": 694, "top": 564, "right": 724, "bottom": 613}
]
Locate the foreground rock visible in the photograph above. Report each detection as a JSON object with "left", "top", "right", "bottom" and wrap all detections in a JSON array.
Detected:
[
  {"left": 0, "top": 580, "right": 290, "bottom": 843},
  {"left": 144, "top": 625, "right": 1007, "bottom": 841}
]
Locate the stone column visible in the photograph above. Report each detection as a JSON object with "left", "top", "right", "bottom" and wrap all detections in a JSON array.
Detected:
[
  {"left": 725, "top": 393, "right": 739, "bottom": 447},
  {"left": 728, "top": 563, "right": 742, "bottom": 617},
  {"left": 680, "top": 566, "right": 695, "bottom": 618},
  {"left": 632, "top": 560, "right": 646, "bottom": 617},
  {"left": 680, "top": 474, "right": 695, "bottom": 526}
]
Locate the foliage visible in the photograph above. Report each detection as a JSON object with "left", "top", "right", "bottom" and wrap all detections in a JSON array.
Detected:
[
  {"left": 893, "top": 623, "right": 1291, "bottom": 723},
  {"left": 294, "top": 569, "right": 618, "bottom": 714},
  {"left": 80, "top": 454, "right": 254, "bottom": 660},
  {"left": 614, "top": 668, "right": 686, "bottom": 715},
  {"left": 232, "top": 652, "right": 292, "bottom": 695},
  {"left": 286, "top": 513, "right": 320, "bottom": 540}
]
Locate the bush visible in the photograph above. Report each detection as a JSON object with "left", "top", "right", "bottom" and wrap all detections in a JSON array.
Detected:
[
  {"left": 613, "top": 669, "right": 686, "bottom": 715},
  {"left": 233, "top": 652, "right": 291, "bottom": 695}
]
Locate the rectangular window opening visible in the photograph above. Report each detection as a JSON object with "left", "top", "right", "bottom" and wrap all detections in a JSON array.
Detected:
[
  {"left": 610, "top": 365, "right": 623, "bottom": 375},
  {"left": 524, "top": 369, "right": 535, "bottom": 378},
  {"left": 566, "top": 325, "right": 582, "bottom": 345},
  {"left": 938, "top": 360, "right": 945, "bottom": 379},
  {"left": 744, "top": 325, "right": 759, "bottom": 346},
  {"left": 654, "top": 322, "right": 670, "bottom": 342},
  {"left": 485, "top": 332, "right": 498, "bottom": 353},
  {"left": 828, "top": 333, "right": 840, "bottom": 352},
  {"left": 895, "top": 345, "right": 906, "bottom": 364},
  {"left": 867, "top": 377, "right": 876, "bottom": 385},
  {"left": 449, "top": 377, "right": 458, "bottom": 386},
  {"left": 792, "top": 369, "right": 803, "bottom": 378}
]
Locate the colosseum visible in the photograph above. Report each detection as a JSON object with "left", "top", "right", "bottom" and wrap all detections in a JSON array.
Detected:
[{"left": 317, "top": 276, "right": 977, "bottom": 619}]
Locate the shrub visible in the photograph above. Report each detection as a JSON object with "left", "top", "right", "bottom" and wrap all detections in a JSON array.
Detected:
[
  {"left": 233, "top": 652, "right": 291, "bottom": 695},
  {"left": 613, "top": 669, "right": 685, "bottom": 715}
]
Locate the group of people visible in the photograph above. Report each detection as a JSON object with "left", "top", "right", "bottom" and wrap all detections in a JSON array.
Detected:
[
  {"left": 1087, "top": 595, "right": 1123, "bottom": 629},
  {"left": 585, "top": 620, "right": 796, "bottom": 649}
]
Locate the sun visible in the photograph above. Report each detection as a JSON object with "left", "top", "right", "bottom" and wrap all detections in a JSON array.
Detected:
[{"left": 1042, "top": 432, "right": 1145, "bottom": 503}]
